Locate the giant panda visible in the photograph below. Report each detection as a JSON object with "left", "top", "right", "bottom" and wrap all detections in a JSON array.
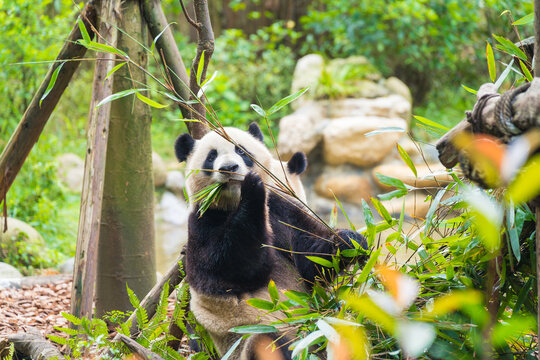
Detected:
[{"left": 174, "top": 123, "right": 367, "bottom": 360}]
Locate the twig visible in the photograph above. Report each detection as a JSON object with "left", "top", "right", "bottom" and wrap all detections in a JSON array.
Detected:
[
  {"left": 117, "top": 334, "right": 165, "bottom": 360},
  {"left": 179, "top": 0, "right": 201, "bottom": 29}
]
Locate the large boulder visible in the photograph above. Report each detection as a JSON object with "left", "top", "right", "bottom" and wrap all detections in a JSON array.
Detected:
[
  {"left": 384, "top": 76, "right": 413, "bottom": 104},
  {"left": 56, "top": 153, "right": 84, "bottom": 192},
  {"left": 326, "top": 95, "right": 412, "bottom": 122},
  {"left": 322, "top": 117, "right": 407, "bottom": 167},
  {"left": 291, "top": 54, "right": 324, "bottom": 108},
  {"left": 314, "top": 172, "right": 373, "bottom": 206},
  {"left": 152, "top": 152, "right": 167, "bottom": 187},
  {"left": 0, "top": 262, "right": 22, "bottom": 279},
  {"left": 277, "top": 101, "right": 328, "bottom": 159},
  {"left": 0, "top": 218, "right": 45, "bottom": 268},
  {"left": 326, "top": 56, "right": 382, "bottom": 82},
  {"left": 372, "top": 164, "right": 453, "bottom": 190},
  {"left": 165, "top": 170, "right": 185, "bottom": 194}
]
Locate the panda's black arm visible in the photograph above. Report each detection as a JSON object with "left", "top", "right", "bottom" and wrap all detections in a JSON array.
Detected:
[{"left": 227, "top": 172, "right": 268, "bottom": 245}]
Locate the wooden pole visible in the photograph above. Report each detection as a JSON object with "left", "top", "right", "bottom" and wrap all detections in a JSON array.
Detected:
[
  {"left": 0, "top": 0, "right": 99, "bottom": 202},
  {"left": 141, "top": 0, "right": 191, "bottom": 119},
  {"left": 70, "top": 0, "right": 121, "bottom": 323}
]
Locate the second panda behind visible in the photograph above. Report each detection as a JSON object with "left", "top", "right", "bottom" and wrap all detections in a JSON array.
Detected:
[{"left": 174, "top": 123, "right": 367, "bottom": 360}]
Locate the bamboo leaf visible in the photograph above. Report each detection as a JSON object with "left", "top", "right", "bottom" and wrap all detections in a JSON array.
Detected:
[
  {"left": 150, "top": 22, "right": 175, "bottom": 54},
  {"left": 229, "top": 325, "right": 278, "bottom": 334},
  {"left": 246, "top": 298, "right": 275, "bottom": 310},
  {"left": 250, "top": 104, "right": 267, "bottom": 117},
  {"left": 196, "top": 50, "right": 205, "bottom": 86},
  {"left": 78, "top": 39, "right": 128, "bottom": 58},
  {"left": 493, "top": 34, "right": 527, "bottom": 61},
  {"left": 413, "top": 115, "right": 449, "bottom": 131},
  {"left": 355, "top": 247, "right": 381, "bottom": 285},
  {"left": 375, "top": 173, "right": 407, "bottom": 190},
  {"left": 136, "top": 92, "right": 169, "bottom": 108},
  {"left": 95, "top": 88, "right": 145, "bottom": 108},
  {"left": 397, "top": 144, "right": 417, "bottom": 177},
  {"left": 78, "top": 18, "right": 91, "bottom": 43},
  {"left": 40, "top": 62, "right": 65, "bottom": 106},
  {"left": 519, "top": 59, "right": 533, "bottom": 82},
  {"left": 378, "top": 189, "right": 408, "bottom": 201},
  {"left": 512, "top": 13, "right": 534, "bottom": 25},
  {"left": 222, "top": 335, "right": 249, "bottom": 360},
  {"left": 268, "top": 280, "right": 279, "bottom": 304},
  {"left": 364, "top": 127, "right": 405, "bottom": 137},
  {"left": 104, "top": 62, "right": 126, "bottom": 82},
  {"left": 461, "top": 84, "right": 478, "bottom": 94},
  {"left": 306, "top": 256, "right": 333, "bottom": 268},
  {"left": 291, "top": 330, "right": 324, "bottom": 359},
  {"left": 267, "top": 87, "right": 309, "bottom": 115},
  {"left": 506, "top": 155, "right": 540, "bottom": 204},
  {"left": 486, "top": 41, "right": 496, "bottom": 82},
  {"left": 371, "top": 197, "right": 392, "bottom": 224}
]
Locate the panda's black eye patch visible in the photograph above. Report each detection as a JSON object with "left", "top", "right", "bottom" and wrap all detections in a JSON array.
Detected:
[
  {"left": 202, "top": 149, "right": 218, "bottom": 174},
  {"left": 235, "top": 145, "right": 253, "bottom": 167}
]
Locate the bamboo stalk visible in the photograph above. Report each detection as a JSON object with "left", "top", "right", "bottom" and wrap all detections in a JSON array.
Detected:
[
  {"left": 70, "top": 0, "right": 121, "bottom": 323},
  {"left": 0, "top": 0, "right": 99, "bottom": 203},
  {"left": 534, "top": 1, "right": 540, "bottom": 357}
]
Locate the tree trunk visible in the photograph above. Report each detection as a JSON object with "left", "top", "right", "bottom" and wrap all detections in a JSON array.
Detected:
[{"left": 96, "top": 0, "right": 157, "bottom": 317}]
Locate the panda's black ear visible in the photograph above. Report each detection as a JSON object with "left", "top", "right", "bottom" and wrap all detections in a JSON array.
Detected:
[
  {"left": 174, "top": 133, "right": 195, "bottom": 162},
  {"left": 287, "top": 152, "right": 307, "bottom": 175},
  {"left": 248, "top": 122, "right": 264, "bottom": 142}
]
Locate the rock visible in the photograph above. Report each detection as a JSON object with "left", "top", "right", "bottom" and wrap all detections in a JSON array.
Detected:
[
  {"left": 58, "top": 257, "right": 74, "bottom": 275},
  {"left": 314, "top": 173, "right": 374, "bottom": 206},
  {"left": 0, "top": 218, "right": 45, "bottom": 268},
  {"left": 385, "top": 76, "right": 413, "bottom": 104},
  {"left": 277, "top": 101, "right": 328, "bottom": 158},
  {"left": 380, "top": 192, "right": 431, "bottom": 219},
  {"left": 153, "top": 152, "right": 167, "bottom": 187},
  {"left": 56, "top": 153, "right": 84, "bottom": 192},
  {"left": 165, "top": 170, "right": 185, "bottom": 194},
  {"left": 291, "top": 54, "right": 324, "bottom": 108},
  {"left": 322, "top": 117, "right": 407, "bottom": 167},
  {"left": 326, "top": 56, "right": 382, "bottom": 82},
  {"left": 0, "top": 262, "right": 22, "bottom": 279},
  {"left": 372, "top": 164, "right": 453, "bottom": 190},
  {"left": 157, "top": 192, "right": 189, "bottom": 226},
  {"left": 326, "top": 95, "right": 412, "bottom": 122}
]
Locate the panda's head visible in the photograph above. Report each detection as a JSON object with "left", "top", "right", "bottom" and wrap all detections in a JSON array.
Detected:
[{"left": 174, "top": 123, "right": 273, "bottom": 210}]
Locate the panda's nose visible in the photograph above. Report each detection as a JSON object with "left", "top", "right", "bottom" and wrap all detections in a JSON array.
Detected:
[{"left": 219, "top": 163, "right": 239, "bottom": 174}]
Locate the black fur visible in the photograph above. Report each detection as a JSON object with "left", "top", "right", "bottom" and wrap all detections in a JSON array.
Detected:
[
  {"left": 202, "top": 149, "right": 218, "bottom": 174},
  {"left": 248, "top": 123, "right": 264, "bottom": 142},
  {"left": 287, "top": 152, "right": 307, "bottom": 175},
  {"left": 175, "top": 133, "right": 195, "bottom": 162},
  {"left": 268, "top": 193, "right": 367, "bottom": 285},
  {"left": 186, "top": 172, "right": 274, "bottom": 295}
]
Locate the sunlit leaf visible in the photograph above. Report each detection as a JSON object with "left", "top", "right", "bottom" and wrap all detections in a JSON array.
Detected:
[
  {"left": 291, "top": 330, "right": 324, "bottom": 359},
  {"left": 334, "top": 324, "right": 370, "bottom": 360},
  {"left": 196, "top": 50, "right": 205, "bottom": 86},
  {"left": 222, "top": 335, "right": 249, "bottom": 360},
  {"left": 77, "top": 18, "right": 91, "bottom": 43},
  {"left": 375, "top": 173, "right": 407, "bottom": 190},
  {"left": 494, "top": 59, "right": 515, "bottom": 90},
  {"left": 355, "top": 248, "right": 381, "bottom": 285},
  {"left": 364, "top": 127, "right": 405, "bottom": 137},
  {"left": 246, "top": 298, "right": 275, "bottom": 310},
  {"left": 461, "top": 84, "right": 478, "bottom": 94},
  {"left": 267, "top": 87, "right": 309, "bottom": 115},
  {"left": 40, "top": 62, "right": 65, "bottom": 106},
  {"left": 519, "top": 59, "right": 533, "bottom": 82},
  {"left": 306, "top": 256, "right": 333, "bottom": 268},
  {"left": 491, "top": 316, "right": 536, "bottom": 346},
  {"left": 344, "top": 294, "right": 396, "bottom": 333},
  {"left": 198, "top": 70, "right": 218, "bottom": 97},
  {"left": 136, "top": 92, "right": 169, "bottom": 108},
  {"left": 396, "top": 321, "right": 435, "bottom": 357},
  {"left": 425, "top": 290, "right": 483, "bottom": 317},
  {"left": 268, "top": 280, "right": 279, "bottom": 304},
  {"left": 512, "top": 13, "right": 534, "bottom": 25},
  {"left": 493, "top": 34, "right": 527, "bottom": 61},
  {"left": 95, "top": 88, "right": 145, "bottom": 108},
  {"left": 378, "top": 189, "right": 408, "bottom": 201},
  {"left": 316, "top": 319, "right": 339, "bottom": 343},
  {"left": 78, "top": 39, "right": 128, "bottom": 58},
  {"left": 250, "top": 104, "right": 267, "bottom": 117},
  {"left": 486, "top": 41, "right": 496, "bottom": 82},
  {"left": 150, "top": 22, "right": 175, "bottom": 54},
  {"left": 413, "top": 115, "right": 449, "bottom": 131},
  {"left": 371, "top": 197, "right": 392, "bottom": 224},
  {"left": 506, "top": 155, "right": 540, "bottom": 204},
  {"left": 464, "top": 186, "right": 503, "bottom": 252},
  {"left": 397, "top": 144, "right": 417, "bottom": 177}
]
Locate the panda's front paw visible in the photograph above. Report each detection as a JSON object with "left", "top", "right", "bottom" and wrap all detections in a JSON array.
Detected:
[{"left": 241, "top": 172, "right": 265, "bottom": 202}]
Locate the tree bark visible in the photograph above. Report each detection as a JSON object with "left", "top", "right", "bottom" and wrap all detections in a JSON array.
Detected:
[
  {"left": 141, "top": 0, "right": 191, "bottom": 119},
  {"left": 0, "top": 0, "right": 98, "bottom": 203},
  {"left": 70, "top": 0, "right": 119, "bottom": 323},
  {"left": 534, "top": 1, "right": 539, "bottom": 356},
  {"left": 95, "top": 0, "right": 156, "bottom": 317}
]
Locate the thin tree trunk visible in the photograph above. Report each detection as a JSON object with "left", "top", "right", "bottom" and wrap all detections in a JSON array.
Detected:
[
  {"left": 534, "top": 1, "right": 540, "bottom": 356},
  {"left": 96, "top": 0, "right": 156, "bottom": 317},
  {"left": 70, "top": 0, "right": 119, "bottom": 323},
  {"left": 0, "top": 0, "right": 98, "bottom": 203}
]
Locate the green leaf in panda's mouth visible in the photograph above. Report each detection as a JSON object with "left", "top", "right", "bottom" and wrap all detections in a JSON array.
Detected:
[{"left": 190, "top": 182, "right": 225, "bottom": 217}]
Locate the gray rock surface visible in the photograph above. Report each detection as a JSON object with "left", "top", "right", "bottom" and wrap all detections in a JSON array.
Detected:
[{"left": 56, "top": 153, "right": 84, "bottom": 192}]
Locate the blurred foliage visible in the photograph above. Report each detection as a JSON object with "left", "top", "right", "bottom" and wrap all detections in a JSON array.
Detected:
[{"left": 300, "top": 0, "right": 533, "bottom": 103}]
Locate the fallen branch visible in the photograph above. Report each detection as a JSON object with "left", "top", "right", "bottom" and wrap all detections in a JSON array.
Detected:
[
  {"left": 5, "top": 328, "right": 62, "bottom": 360},
  {"left": 0, "top": 0, "right": 99, "bottom": 203},
  {"left": 117, "top": 334, "right": 165, "bottom": 360}
]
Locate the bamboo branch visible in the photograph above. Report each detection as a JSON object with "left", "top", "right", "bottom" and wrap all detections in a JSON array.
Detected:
[
  {"left": 186, "top": 0, "right": 215, "bottom": 139},
  {"left": 141, "top": 0, "right": 191, "bottom": 119},
  {"left": 0, "top": 0, "right": 99, "bottom": 203},
  {"left": 117, "top": 334, "right": 165, "bottom": 360},
  {"left": 70, "top": 0, "right": 120, "bottom": 323},
  {"left": 5, "top": 328, "right": 63, "bottom": 360}
]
